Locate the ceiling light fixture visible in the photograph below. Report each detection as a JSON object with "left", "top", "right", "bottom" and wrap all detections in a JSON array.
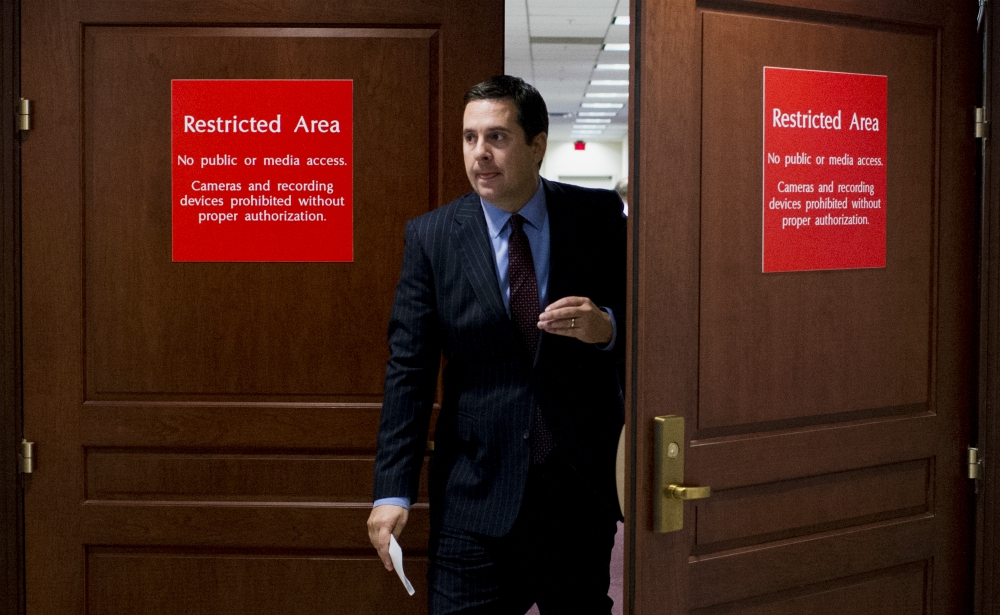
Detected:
[
  {"left": 575, "top": 118, "right": 612, "bottom": 123},
  {"left": 590, "top": 80, "right": 629, "bottom": 86},
  {"left": 578, "top": 112, "right": 617, "bottom": 117},
  {"left": 613, "top": 16, "right": 631, "bottom": 25},
  {"left": 603, "top": 43, "right": 630, "bottom": 51},
  {"left": 581, "top": 103, "right": 624, "bottom": 108},
  {"left": 596, "top": 64, "right": 629, "bottom": 70},
  {"left": 585, "top": 92, "right": 628, "bottom": 98}
]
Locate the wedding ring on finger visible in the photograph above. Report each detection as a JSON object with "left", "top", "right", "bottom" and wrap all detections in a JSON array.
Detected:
[{"left": 571, "top": 318, "right": 576, "bottom": 329}]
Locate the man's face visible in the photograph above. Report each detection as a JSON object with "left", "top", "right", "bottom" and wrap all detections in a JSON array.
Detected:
[{"left": 463, "top": 98, "right": 547, "bottom": 213}]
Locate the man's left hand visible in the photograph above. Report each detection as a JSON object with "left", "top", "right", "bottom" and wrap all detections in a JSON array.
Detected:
[{"left": 537, "top": 296, "right": 612, "bottom": 345}]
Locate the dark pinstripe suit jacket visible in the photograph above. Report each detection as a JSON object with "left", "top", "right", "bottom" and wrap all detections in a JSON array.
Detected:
[{"left": 373, "top": 178, "right": 626, "bottom": 537}]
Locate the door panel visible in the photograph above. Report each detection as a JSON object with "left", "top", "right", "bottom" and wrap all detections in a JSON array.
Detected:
[
  {"left": 689, "top": 562, "right": 928, "bottom": 615},
  {"left": 22, "top": 2, "right": 501, "bottom": 614},
  {"left": 699, "top": 14, "right": 933, "bottom": 430},
  {"left": 84, "top": 27, "right": 429, "bottom": 397},
  {"left": 630, "top": 1, "right": 974, "bottom": 614},
  {"left": 86, "top": 550, "right": 429, "bottom": 614}
]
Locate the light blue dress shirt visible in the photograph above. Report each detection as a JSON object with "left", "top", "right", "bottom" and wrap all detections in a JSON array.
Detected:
[
  {"left": 480, "top": 180, "right": 550, "bottom": 312},
  {"left": 374, "top": 180, "right": 615, "bottom": 510}
]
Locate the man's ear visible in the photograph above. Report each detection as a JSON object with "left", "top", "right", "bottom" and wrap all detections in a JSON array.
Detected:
[{"left": 532, "top": 131, "right": 548, "bottom": 167}]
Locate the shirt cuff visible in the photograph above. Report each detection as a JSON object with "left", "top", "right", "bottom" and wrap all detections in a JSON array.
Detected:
[
  {"left": 373, "top": 497, "right": 411, "bottom": 509},
  {"left": 596, "top": 307, "right": 617, "bottom": 351}
]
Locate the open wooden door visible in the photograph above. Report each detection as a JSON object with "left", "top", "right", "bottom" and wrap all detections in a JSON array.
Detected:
[
  {"left": 21, "top": 2, "right": 501, "bottom": 614},
  {"left": 628, "top": 1, "right": 976, "bottom": 614}
]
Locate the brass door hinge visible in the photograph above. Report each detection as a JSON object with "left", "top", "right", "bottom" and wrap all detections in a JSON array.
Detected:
[
  {"left": 16, "top": 98, "right": 30, "bottom": 131},
  {"left": 19, "top": 439, "right": 33, "bottom": 474},
  {"left": 975, "top": 107, "right": 989, "bottom": 139},
  {"left": 969, "top": 446, "right": 982, "bottom": 480}
]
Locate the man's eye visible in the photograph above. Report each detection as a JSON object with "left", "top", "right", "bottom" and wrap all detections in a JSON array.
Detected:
[
  {"left": 490, "top": 133, "right": 505, "bottom": 142},
  {"left": 464, "top": 134, "right": 476, "bottom": 143}
]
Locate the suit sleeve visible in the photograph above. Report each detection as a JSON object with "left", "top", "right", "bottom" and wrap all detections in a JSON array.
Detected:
[{"left": 373, "top": 220, "right": 441, "bottom": 504}]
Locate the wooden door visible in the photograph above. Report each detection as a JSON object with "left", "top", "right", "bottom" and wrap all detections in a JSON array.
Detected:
[
  {"left": 628, "top": 1, "right": 976, "bottom": 614},
  {"left": 21, "top": 2, "right": 501, "bottom": 614}
]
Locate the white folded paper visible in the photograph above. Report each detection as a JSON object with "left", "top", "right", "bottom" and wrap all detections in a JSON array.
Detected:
[{"left": 388, "top": 534, "right": 416, "bottom": 596}]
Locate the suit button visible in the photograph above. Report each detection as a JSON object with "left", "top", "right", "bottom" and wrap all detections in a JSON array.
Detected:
[{"left": 522, "top": 430, "right": 530, "bottom": 440}]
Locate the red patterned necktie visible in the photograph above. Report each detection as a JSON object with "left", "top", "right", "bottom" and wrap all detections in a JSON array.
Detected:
[{"left": 508, "top": 214, "right": 554, "bottom": 463}]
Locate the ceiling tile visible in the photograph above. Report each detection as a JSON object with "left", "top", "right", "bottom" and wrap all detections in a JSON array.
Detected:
[
  {"left": 604, "top": 25, "right": 629, "bottom": 44},
  {"left": 530, "top": 43, "right": 602, "bottom": 61},
  {"left": 597, "top": 49, "right": 630, "bottom": 63},
  {"left": 531, "top": 22, "right": 607, "bottom": 36},
  {"left": 532, "top": 60, "right": 594, "bottom": 79},
  {"left": 529, "top": 0, "right": 614, "bottom": 12},
  {"left": 506, "top": 46, "right": 531, "bottom": 61},
  {"left": 505, "top": 61, "right": 535, "bottom": 81},
  {"left": 507, "top": 0, "right": 528, "bottom": 14},
  {"left": 509, "top": 0, "right": 626, "bottom": 144}
]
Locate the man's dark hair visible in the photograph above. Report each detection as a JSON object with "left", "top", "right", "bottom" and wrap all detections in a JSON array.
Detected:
[{"left": 464, "top": 75, "right": 549, "bottom": 144}]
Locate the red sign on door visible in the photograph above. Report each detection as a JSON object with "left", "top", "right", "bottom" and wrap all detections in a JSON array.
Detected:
[
  {"left": 171, "top": 80, "right": 353, "bottom": 262},
  {"left": 763, "top": 68, "right": 887, "bottom": 272}
]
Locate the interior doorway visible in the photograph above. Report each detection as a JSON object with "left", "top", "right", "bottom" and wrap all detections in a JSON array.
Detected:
[{"left": 504, "top": 2, "right": 630, "bottom": 613}]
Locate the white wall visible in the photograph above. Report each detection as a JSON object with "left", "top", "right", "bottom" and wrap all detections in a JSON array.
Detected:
[
  {"left": 620, "top": 134, "right": 628, "bottom": 181},
  {"left": 541, "top": 140, "right": 627, "bottom": 191}
]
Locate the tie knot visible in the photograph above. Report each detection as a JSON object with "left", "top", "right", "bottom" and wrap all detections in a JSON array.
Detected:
[{"left": 509, "top": 214, "right": 525, "bottom": 233}]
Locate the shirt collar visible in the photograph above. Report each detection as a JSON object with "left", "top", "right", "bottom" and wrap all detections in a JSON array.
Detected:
[{"left": 480, "top": 179, "right": 547, "bottom": 239}]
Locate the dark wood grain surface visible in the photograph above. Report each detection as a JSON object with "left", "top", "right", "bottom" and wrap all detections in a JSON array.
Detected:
[
  {"left": 976, "top": 4, "right": 1000, "bottom": 614},
  {"left": 0, "top": 1, "right": 21, "bottom": 615},
  {"left": 21, "top": 2, "right": 502, "bottom": 614},
  {"left": 630, "top": 1, "right": 976, "bottom": 614}
]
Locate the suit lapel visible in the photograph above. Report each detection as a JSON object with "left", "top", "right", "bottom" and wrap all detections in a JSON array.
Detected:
[
  {"left": 452, "top": 195, "right": 517, "bottom": 342},
  {"left": 544, "top": 179, "right": 575, "bottom": 306},
  {"left": 537, "top": 179, "right": 577, "bottom": 365}
]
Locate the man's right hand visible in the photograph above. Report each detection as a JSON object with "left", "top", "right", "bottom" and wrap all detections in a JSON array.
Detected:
[{"left": 367, "top": 505, "right": 409, "bottom": 570}]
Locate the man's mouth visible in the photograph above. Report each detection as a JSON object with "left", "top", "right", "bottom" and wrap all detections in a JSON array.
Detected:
[{"left": 476, "top": 172, "right": 501, "bottom": 181}]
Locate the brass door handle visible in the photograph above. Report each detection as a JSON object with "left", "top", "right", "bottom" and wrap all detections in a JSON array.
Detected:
[
  {"left": 666, "top": 484, "right": 711, "bottom": 500},
  {"left": 654, "top": 416, "right": 712, "bottom": 532}
]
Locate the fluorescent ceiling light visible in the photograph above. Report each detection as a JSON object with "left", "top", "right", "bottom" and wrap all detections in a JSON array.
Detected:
[
  {"left": 572, "top": 124, "right": 604, "bottom": 129},
  {"left": 576, "top": 118, "right": 612, "bottom": 123},
  {"left": 596, "top": 64, "right": 629, "bottom": 70},
  {"left": 590, "top": 80, "right": 629, "bottom": 86},
  {"left": 578, "top": 112, "right": 617, "bottom": 117},
  {"left": 603, "top": 43, "right": 630, "bottom": 51},
  {"left": 585, "top": 92, "right": 629, "bottom": 98},
  {"left": 614, "top": 16, "right": 631, "bottom": 25},
  {"left": 581, "top": 103, "right": 624, "bottom": 108},
  {"left": 572, "top": 132, "right": 604, "bottom": 136}
]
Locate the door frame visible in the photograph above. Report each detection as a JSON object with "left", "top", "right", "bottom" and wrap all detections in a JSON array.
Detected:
[
  {"left": 625, "top": 0, "right": 640, "bottom": 611},
  {"left": 1, "top": 0, "right": 998, "bottom": 614},
  {"left": 976, "top": 3, "right": 1000, "bottom": 612},
  {"left": 0, "top": 0, "right": 21, "bottom": 614}
]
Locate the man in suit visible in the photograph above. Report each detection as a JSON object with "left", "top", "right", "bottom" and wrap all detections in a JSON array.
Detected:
[{"left": 367, "top": 75, "right": 625, "bottom": 614}]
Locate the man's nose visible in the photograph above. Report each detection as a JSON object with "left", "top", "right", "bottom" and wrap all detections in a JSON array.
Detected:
[{"left": 472, "top": 137, "right": 491, "bottom": 159}]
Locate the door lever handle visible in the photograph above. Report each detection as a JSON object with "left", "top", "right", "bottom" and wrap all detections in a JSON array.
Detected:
[
  {"left": 666, "top": 484, "right": 711, "bottom": 500},
  {"left": 655, "top": 415, "right": 711, "bottom": 532}
]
